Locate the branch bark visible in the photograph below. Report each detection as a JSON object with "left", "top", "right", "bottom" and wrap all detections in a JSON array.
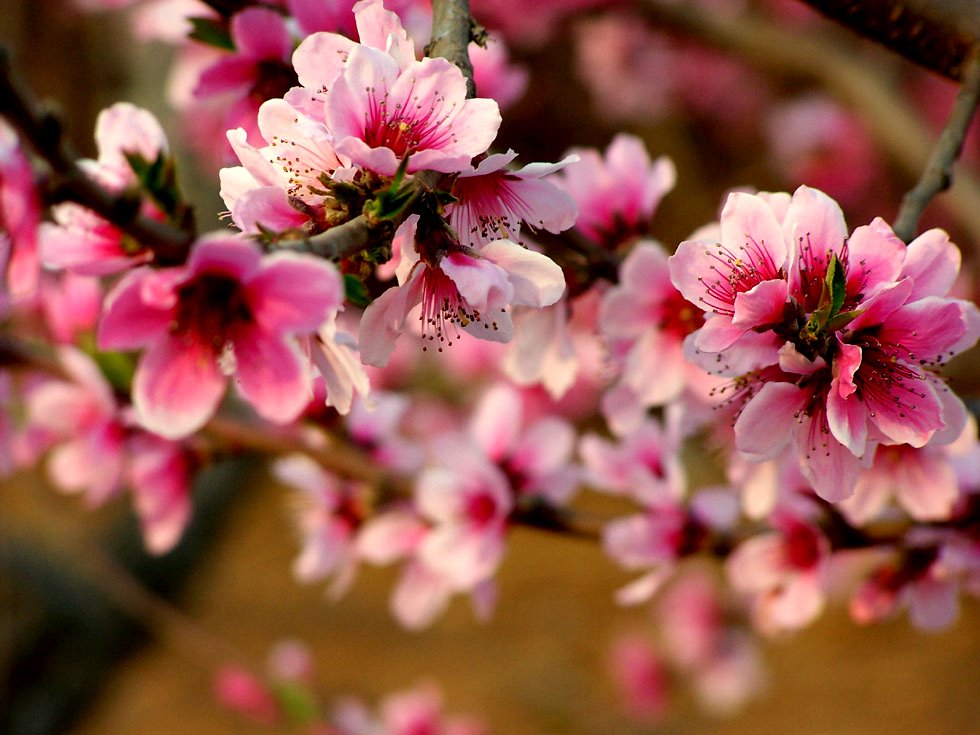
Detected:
[
  {"left": 427, "top": 0, "right": 480, "bottom": 98},
  {"left": 797, "top": 0, "right": 980, "bottom": 82},
  {"left": 894, "top": 45, "right": 980, "bottom": 241}
]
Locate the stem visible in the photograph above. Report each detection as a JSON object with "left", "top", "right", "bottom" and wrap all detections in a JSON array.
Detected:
[
  {"left": 427, "top": 0, "right": 480, "bottom": 98},
  {"left": 797, "top": 0, "right": 980, "bottom": 82},
  {"left": 639, "top": 0, "right": 980, "bottom": 247},
  {"left": 893, "top": 45, "right": 980, "bottom": 241},
  {"left": 0, "top": 46, "right": 195, "bottom": 264}
]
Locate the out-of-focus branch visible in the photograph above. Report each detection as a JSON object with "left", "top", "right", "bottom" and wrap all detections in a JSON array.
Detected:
[
  {"left": 894, "top": 45, "right": 980, "bottom": 241},
  {"left": 639, "top": 0, "right": 980, "bottom": 247},
  {"left": 0, "top": 46, "right": 195, "bottom": 264},
  {"left": 427, "top": 0, "right": 483, "bottom": 98},
  {"left": 798, "top": 0, "right": 980, "bottom": 82}
]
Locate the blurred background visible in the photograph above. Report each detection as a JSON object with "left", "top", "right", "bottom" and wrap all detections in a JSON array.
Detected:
[{"left": 2, "top": 1, "right": 979, "bottom": 734}]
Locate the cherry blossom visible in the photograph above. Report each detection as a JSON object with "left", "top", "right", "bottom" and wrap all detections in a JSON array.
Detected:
[
  {"left": 98, "top": 234, "right": 342, "bottom": 438},
  {"left": 40, "top": 102, "right": 169, "bottom": 275},
  {"left": 0, "top": 120, "right": 40, "bottom": 297}
]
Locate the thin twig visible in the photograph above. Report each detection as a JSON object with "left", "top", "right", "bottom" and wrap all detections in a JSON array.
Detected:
[
  {"left": 894, "top": 45, "right": 980, "bottom": 242},
  {"left": 0, "top": 46, "right": 194, "bottom": 264},
  {"left": 427, "top": 0, "right": 480, "bottom": 98},
  {"left": 639, "top": 0, "right": 980, "bottom": 248}
]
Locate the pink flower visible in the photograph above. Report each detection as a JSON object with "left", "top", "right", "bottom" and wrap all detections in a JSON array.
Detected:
[
  {"left": 193, "top": 7, "right": 298, "bottom": 143},
  {"left": 27, "top": 347, "right": 126, "bottom": 506},
  {"left": 0, "top": 120, "right": 41, "bottom": 298},
  {"left": 98, "top": 234, "right": 342, "bottom": 438},
  {"left": 668, "top": 190, "right": 790, "bottom": 353},
  {"left": 127, "top": 433, "right": 195, "bottom": 554},
  {"left": 554, "top": 133, "right": 675, "bottom": 248},
  {"left": 608, "top": 636, "right": 670, "bottom": 722},
  {"left": 415, "top": 442, "right": 513, "bottom": 590},
  {"left": 673, "top": 187, "right": 980, "bottom": 501},
  {"left": 448, "top": 150, "right": 578, "bottom": 248},
  {"left": 325, "top": 44, "right": 500, "bottom": 175},
  {"left": 40, "top": 102, "right": 168, "bottom": 275},
  {"left": 726, "top": 512, "right": 829, "bottom": 634},
  {"left": 274, "top": 453, "right": 365, "bottom": 597},
  {"left": 358, "top": 218, "right": 565, "bottom": 367},
  {"left": 599, "top": 240, "right": 707, "bottom": 433},
  {"left": 469, "top": 39, "right": 528, "bottom": 110},
  {"left": 580, "top": 416, "right": 686, "bottom": 506},
  {"left": 469, "top": 383, "right": 578, "bottom": 505}
]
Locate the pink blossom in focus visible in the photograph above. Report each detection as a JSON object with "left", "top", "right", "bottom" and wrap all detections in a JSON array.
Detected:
[
  {"left": 324, "top": 44, "right": 500, "bottom": 176},
  {"left": 449, "top": 150, "right": 578, "bottom": 248},
  {"left": 671, "top": 187, "right": 980, "bottom": 501},
  {"left": 98, "top": 234, "right": 342, "bottom": 438},
  {"left": 358, "top": 217, "right": 565, "bottom": 367}
]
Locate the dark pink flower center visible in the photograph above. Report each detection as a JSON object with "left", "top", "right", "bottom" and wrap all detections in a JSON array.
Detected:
[
  {"left": 363, "top": 83, "right": 457, "bottom": 158},
  {"left": 417, "top": 264, "right": 498, "bottom": 352},
  {"left": 466, "top": 491, "right": 499, "bottom": 527},
  {"left": 697, "top": 237, "right": 781, "bottom": 315},
  {"left": 172, "top": 272, "right": 253, "bottom": 350},
  {"left": 783, "top": 523, "right": 821, "bottom": 570}
]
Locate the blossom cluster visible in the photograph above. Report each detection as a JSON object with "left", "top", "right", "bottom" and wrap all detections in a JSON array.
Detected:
[{"left": 3, "top": 0, "right": 980, "bottom": 730}]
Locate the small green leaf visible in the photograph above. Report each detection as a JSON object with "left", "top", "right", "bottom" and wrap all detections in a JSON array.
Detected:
[
  {"left": 344, "top": 273, "right": 370, "bottom": 307},
  {"left": 271, "top": 682, "right": 319, "bottom": 726},
  {"left": 91, "top": 350, "right": 136, "bottom": 393},
  {"left": 188, "top": 16, "right": 235, "bottom": 51},
  {"left": 824, "top": 252, "right": 846, "bottom": 319}
]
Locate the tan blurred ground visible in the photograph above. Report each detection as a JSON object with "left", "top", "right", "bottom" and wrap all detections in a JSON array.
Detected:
[{"left": 5, "top": 470, "right": 977, "bottom": 735}]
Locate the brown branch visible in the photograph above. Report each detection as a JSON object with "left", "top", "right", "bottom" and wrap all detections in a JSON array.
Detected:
[
  {"left": 0, "top": 46, "right": 194, "bottom": 265},
  {"left": 894, "top": 44, "right": 980, "bottom": 241},
  {"left": 639, "top": 0, "right": 980, "bottom": 247},
  {"left": 279, "top": 212, "right": 396, "bottom": 261},
  {"left": 427, "top": 0, "right": 481, "bottom": 98},
  {"left": 797, "top": 0, "right": 980, "bottom": 82}
]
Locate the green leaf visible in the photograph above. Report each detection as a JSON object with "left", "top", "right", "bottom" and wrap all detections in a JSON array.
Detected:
[
  {"left": 271, "top": 682, "right": 319, "bottom": 726},
  {"left": 187, "top": 16, "right": 235, "bottom": 51},
  {"left": 344, "top": 273, "right": 370, "bottom": 308},
  {"left": 824, "top": 252, "right": 846, "bottom": 320},
  {"left": 362, "top": 156, "right": 418, "bottom": 221},
  {"left": 91, "top": 350, "right": 135, "bottom": 393}
]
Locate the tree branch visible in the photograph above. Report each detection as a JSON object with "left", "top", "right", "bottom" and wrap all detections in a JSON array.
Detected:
[
  {"left": 639, "top": 0, "right": 980, "bottom": 247},
  {"left": 797, "top": 0, "right": 980, "bottom": 82},
  {"left": 0, "top": 46, "right": 195, "bottom": 265},
  {"left": 427, "top": 0, "right": 481, "bottom": 98},
  {"left": 894, "top": 44, "right": 980, "bottom": 241}
]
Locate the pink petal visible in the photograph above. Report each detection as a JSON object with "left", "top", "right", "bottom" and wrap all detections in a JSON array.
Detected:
[
  {"left": 97, "top": 269, "right": 174, "bottom": 351},
  {"left": 731, "top": 279, "right": 788, "bottom": 329},
  {"left": 470, "top": 384, "right": 522, "bottom": 460},
  {"left": 479, "top": 239, "right": 565, "bottom": 307},
  {"left": 133, "top": 334, "right": 226, "bottom": 439},
  {"left": 248, "top": 252, "right": 342, "bottom": 333},
  {"left": 718, "top": 192, "right": 789, "bottom": 275},
  {"left": 231, "top": 7, "right": 291, "bottom": 61},
  {"left": 844, "top": 217, "right": 906, "bottom": 298},
  {"left": 734, "top": 382, "right": 806, "bottom": 460},
  {"left": 292, "top": 31, "right": 354, "bottom": 91},
  {"left": 902, "top": 228, "right": 960, "bottom": 300},
  {"left": 232, "top": 329, "right": 311, "bottom": 425}
]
